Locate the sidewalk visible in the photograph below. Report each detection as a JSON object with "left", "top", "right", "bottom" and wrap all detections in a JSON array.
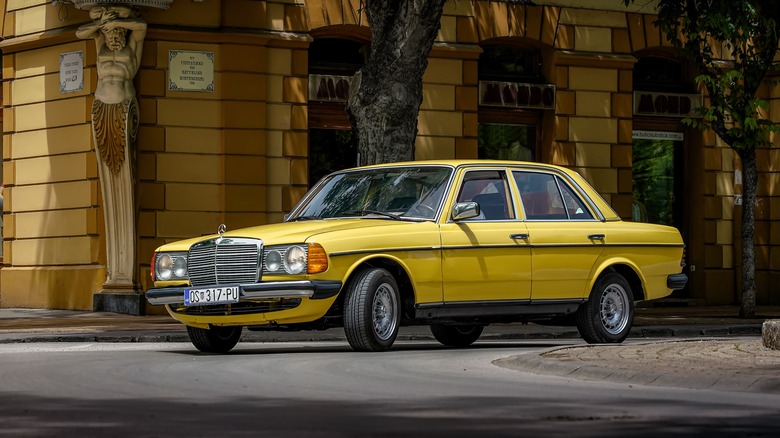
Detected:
[{"left": 0, "top": 305, "right": 776, "bottom": 343}]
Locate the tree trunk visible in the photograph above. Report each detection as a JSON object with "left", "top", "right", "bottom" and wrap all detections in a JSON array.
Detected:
[
  {"left": 347, "top": 0, "right": 447, "bottom": 165},
  {"left": 737, "top": 147, "right": 757, "bottom": 318}
]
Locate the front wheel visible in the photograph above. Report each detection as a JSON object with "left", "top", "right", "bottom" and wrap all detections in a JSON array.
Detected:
[
  {"left": 575, "top": 271, "right": 634, "bottom": 344},
  {"left": 430, "top": 324, "right": 484, "bottom": 348},
  {"left": 186, "top": 325, "right": 243, "bottom": 353},
  {"left": 343, "top": 268, "right": 401, "bottom": 352}
]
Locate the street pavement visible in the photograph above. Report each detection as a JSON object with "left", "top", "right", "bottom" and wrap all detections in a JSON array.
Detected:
[{"left": 1, "top": 305, "right": 779, "bottom": 393}]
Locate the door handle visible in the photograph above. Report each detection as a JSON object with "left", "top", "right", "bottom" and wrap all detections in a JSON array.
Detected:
[
  {"left": 588, "top": 234, "right": 605, "bottom": 240},
  {"left": 510, "top": 233, "right": 529, "bottom": 240}
]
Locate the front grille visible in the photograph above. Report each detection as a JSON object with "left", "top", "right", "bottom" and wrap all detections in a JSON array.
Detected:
[
  {"left": 188, "top": 238, "right": 263, "bottom": 286},
  {"left": 171, "top": 299, "right": 301, "bottom": 316}
]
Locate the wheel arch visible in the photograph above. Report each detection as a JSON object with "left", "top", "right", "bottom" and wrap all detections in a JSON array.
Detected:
[
  {"left": 340, "top": 255, "right": 417, "bottom": 322},
  {"left": 589, "top": 259, "right": 646, "bottom": 301}
]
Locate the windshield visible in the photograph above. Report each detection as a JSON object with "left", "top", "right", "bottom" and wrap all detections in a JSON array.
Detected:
[{"left": 289, "top": 166, "right": 453, "bottom": 221}]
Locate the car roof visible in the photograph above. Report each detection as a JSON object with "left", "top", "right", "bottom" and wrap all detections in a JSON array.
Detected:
[{"left": 351, "top": 159, "right": 568, "bottom": 171}]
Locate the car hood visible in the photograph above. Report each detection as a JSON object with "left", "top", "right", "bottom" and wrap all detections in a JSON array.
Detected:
[{"left": 154, "top": 219, "right": 434, "bottom": 252}]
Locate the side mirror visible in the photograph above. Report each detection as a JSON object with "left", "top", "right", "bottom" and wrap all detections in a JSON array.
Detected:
[{"left": 451, "top": 202, "right": 480, "bottom": 221}]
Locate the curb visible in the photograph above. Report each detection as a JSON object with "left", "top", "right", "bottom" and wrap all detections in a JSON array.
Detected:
[
  {"left": 0, "top": 324, "right": 762, "bottom": 344},
  {"left": 493, "top": 339, "right": 780, "bottom": 394}
]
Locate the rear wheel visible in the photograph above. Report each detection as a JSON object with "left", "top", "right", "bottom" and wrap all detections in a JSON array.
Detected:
[
  {"left": 186, "top": 325, "right": 242, "bottom": 353},
  {"left": 576, "top": 271, "right": 634, "bottom": 344},
  {"left": 344, "top": 268, "right": 401, "bottom": 352},
  {"left": 430, "top": 324, "right": 484, "bottom": 348}
]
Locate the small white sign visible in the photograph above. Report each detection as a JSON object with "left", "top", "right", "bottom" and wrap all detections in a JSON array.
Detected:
[
  {"left": 169, "top": 50, "right": 215, "bottom": 92},
  {"left": 60, "top": 51, "right": 84, "bottom": 93},
  {"left": 632, "top": 130, "right": 684, "bottom": 141}
]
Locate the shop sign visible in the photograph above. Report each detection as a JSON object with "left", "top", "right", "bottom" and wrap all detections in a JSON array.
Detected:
[
  {"left": 309, "top": 74, "right": 353, "bottom": 102},
  {"left": 60, "top": 51, "right": 84, "bottom": 93},
  {"left": 479, "top": 81, "right": 555, "bottom": 109},
  {"left": 632, "top": 130, "right": 684, "bottom": 141},
  {"left": 169, "top": 50, "right": 215, "bottom": 92},
  {"left": 633, "top": 91, "right": 702, "bottom": 118}
]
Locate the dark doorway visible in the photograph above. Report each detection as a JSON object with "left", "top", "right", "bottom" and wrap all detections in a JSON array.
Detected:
[{"left": 308, "top": 129, "right": 358, "bottom": 188}]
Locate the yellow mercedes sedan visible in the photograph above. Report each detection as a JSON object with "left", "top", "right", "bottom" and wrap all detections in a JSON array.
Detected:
[{"left": 145, "top": 160, "right": 687, "bottom": 353}]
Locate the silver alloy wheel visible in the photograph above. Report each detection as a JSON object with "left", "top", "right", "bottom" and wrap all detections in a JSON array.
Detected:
[
  {"left": 599, "top": 283, "right": 630, "bottom": 335},
  {"left": 372, "top": 282, "right": 398, "bottom": 341}
]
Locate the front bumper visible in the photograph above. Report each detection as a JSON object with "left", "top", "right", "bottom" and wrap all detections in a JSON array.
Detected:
[{"left": 145, "top": 280, "right": 342, "bottom": 306}]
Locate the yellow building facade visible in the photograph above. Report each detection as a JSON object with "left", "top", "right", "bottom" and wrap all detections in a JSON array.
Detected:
[{"left": 1, "top": 0, "right": 778, "bottom": 313}]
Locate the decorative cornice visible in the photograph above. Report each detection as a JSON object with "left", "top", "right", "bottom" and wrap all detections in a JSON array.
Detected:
[{"left": 68, "top": 0, "right": 173, "bottom": 10}]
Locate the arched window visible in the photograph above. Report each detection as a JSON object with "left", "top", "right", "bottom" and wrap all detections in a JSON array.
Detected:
[
  {"left": 631, "top": 55, "right": 693, "bottom": 240},
  {"left": 633, "top": 56, "right": 688, "bottom": 93},
  {"left": 309, "top": 38, "right": 366, "bottom": 76},
  {"left": 308, "top": 37, "right": 368, "bottom": 187},
  {"left": 477, "top": 42, "right": 545, "bottom": 162},
  {"left": 479, "top": 44, "right": 543, "bottom": 83}
]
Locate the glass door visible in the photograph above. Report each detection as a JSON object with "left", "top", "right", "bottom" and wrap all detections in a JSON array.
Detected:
[
  {"left": 632, "top": 138, "right": 679, "bottom": 226},
  {"left": 478, "top": 123, "right": 536, "bottom": 161}
]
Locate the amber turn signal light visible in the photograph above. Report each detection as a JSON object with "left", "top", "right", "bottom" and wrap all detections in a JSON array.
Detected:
[{"left": 307, "top": 243, "right": 328, "bottom": 274}]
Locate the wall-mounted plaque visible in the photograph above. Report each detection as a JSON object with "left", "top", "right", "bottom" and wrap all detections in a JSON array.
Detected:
[
  {"left": 169, "top": 50, "right": 215, "bottom": 92},
  {"left": 60, "top": 51, "right": 84, "bottom": 93}
]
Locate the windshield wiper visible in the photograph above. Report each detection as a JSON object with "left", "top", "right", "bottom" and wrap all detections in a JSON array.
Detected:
[
  {"left": 342, "top": 210, "right": 403, "bottom": 221},
  {"left": 288, "top": 215, "right": 320, "bottom": 222}
]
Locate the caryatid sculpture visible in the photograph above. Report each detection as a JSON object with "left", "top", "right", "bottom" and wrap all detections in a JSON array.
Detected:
[{"left": 76, "top": 4, "right": 146, "bottom": 293}]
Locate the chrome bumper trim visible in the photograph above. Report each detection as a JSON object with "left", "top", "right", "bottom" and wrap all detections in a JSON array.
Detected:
[{"left": 145, "top": 280, "right": 342, "bottom": 306}]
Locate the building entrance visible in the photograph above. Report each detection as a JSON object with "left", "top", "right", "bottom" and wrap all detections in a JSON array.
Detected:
[{"left": 632, "top": 130, "right": 689, "bottom": 296}]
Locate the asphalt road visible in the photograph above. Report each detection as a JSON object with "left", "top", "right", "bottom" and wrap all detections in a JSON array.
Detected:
[{"left": 0, "top": 339, "right": 778, "bottom": 437}]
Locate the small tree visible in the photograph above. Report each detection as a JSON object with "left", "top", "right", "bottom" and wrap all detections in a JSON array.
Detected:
[
  {"left": 346, "top": 0, "right": 447, "bottom": 165},
  {"left": 626, "top": 0, "right": 780, "bottom": 317}
]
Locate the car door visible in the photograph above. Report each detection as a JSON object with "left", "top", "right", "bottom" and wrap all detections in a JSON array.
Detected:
[
  {"left": 512, "top": 170, "right": 606, "bottom": 300},
  {"left": 440, "top": 168, "right": 532, "bottom": 303}
]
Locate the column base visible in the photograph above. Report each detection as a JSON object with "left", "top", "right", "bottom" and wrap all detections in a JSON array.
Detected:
[{"left": 93, "top": 285, "right": 145, "bottom": 315}]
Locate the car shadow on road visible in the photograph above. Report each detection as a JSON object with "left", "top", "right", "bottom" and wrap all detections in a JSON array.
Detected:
[{"left": 157, "top": 340, "right": 574, "bottom": 356}]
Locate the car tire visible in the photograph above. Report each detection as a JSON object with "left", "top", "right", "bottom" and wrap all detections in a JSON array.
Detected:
[
  {"left": 186, "top": 325, "right": 243, "bottom": 353},
  {"left": 430, "top": 324, "right": 484, "bottom": 348},
  {"left": 343, "top": 268, "right": 401, "bottom": 352},
  {"left": 576, "top": 271, "right": 635, "bottom": 344}
]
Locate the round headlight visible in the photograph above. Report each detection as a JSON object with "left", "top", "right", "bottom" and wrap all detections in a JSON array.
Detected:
[
  {"left": 265, "top": 250, "right": 282, "bottom": 272},
  {"left": 156, "top": 254, "right": 173, "bottom": 280},
  {"left": 284, "top": 245, "right": 306, "bottom": 274},
  {"left": 173, "top": 256, "right": 187, "bottom": 278}
]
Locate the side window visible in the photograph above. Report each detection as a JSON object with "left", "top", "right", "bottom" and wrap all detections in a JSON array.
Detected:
[
  {"left": 513, "top": 171, "right": 593, "bottom": 220},
  {"left": 558, "top": 178, "right": 594, "bottom": 220},
  {"left": 456, "top": 170, "right": 514, "bottom": 220},
  {"left": 514, "top": 172, "right": 566, "bottom": 220}
]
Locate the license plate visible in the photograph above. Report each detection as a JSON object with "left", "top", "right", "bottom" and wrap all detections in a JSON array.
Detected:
[{"left": 184, "top": 286, "right": 240, "bottom": 306}]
